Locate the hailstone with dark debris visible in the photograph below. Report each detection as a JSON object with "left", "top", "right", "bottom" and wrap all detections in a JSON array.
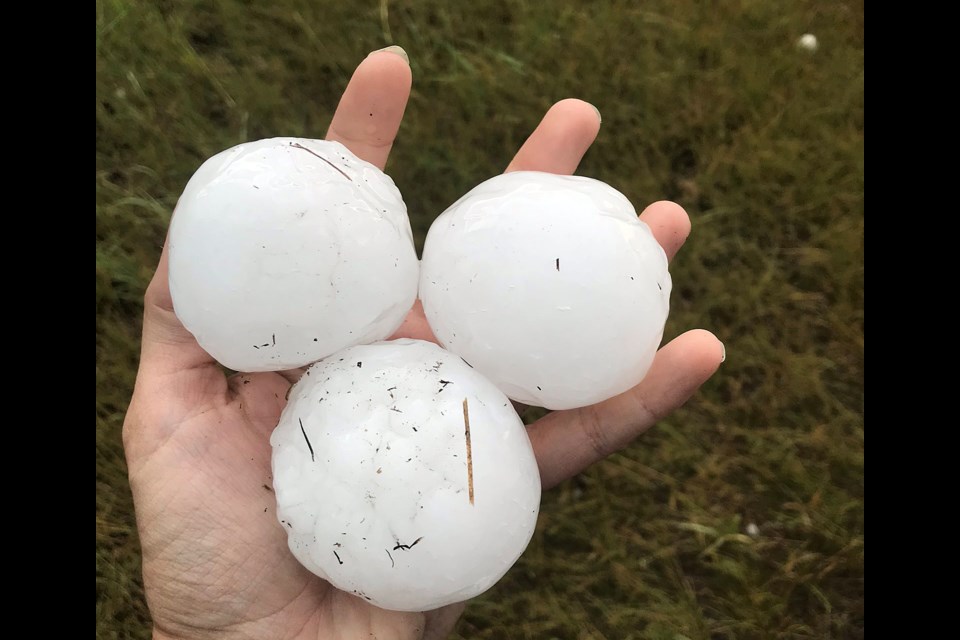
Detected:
[
  {"left": 168, "top": 137, "right": 419, "bottom": 372},
  {"left": 270, "top": 339, "right": 541, "bottom": 611}
]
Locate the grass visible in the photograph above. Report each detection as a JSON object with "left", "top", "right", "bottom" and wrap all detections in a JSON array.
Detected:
[{"left": 96, "top": 0, "right": 864, "bottom": 637}]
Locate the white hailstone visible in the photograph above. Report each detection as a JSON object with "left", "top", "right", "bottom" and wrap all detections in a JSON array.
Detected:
[
  {"left": 270, "top": 339, "right": 541, "bottom": 611},
  {"left": 168, "top": 137, "right": 419, "bottom": 372},
  {"left": 797, "top": 33, "right": 819, "bottom": 51},
  {"left": 419, "top": 171, "right": 671, "bottom": 410}
]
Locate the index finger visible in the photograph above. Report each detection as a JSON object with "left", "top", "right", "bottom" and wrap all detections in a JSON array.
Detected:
[{"left": 325, "top": 46, "right": 412, "bottom": 170}]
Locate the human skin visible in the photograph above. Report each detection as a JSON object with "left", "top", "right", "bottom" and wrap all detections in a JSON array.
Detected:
[{"left": 122, "top": 47, "right": 724, "bottom": 640}]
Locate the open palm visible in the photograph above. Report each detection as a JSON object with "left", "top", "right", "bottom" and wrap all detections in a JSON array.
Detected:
[{"left": 123, "top": 48, "right": 723, "bottom": 640}]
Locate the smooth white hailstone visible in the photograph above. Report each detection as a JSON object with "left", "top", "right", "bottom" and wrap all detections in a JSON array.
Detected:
[
  {"left": 420, "top": 171, "right": 671, "bottom": 410},
  {"left": 797, "top": 33, "right": 819, "bottom": 51},
  {"left": 270, "top": 339, "right": 541, "bottom": 611},
  {"left": 168, "top": 137, "right": 419, "bottom": 372}
]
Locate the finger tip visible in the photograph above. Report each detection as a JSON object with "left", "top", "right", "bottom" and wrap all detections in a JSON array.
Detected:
[
  {"left": 360, "top": 47, "right": 413, "bottom": 88},
  {"left": 645, "top": 200, "right": 691, "bottom": 233},
  {"left": 370, "top": 45, "right": 409, "bottom": 65},
  {"left": 684, "top": 329, "right": 726, "bottom": 373},
  {"left": 506, "top": 99, "right": 601, "bottom": 174},
  {"left": 639, "top": 200, "right": 691, "bottom": 260},
  {"left": 552, "top": 97, "right": 597, "bottom": 113},
  {"left": 554, "top": 98, "right": 602, "bottom": 123},
  {"left": 550, "top": 98, "right": 602, "bottom": 138}
]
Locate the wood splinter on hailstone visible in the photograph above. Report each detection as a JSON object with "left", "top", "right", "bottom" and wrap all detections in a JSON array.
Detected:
[{"left": 463, "top": 398, "right": 474, "bottom": 505}]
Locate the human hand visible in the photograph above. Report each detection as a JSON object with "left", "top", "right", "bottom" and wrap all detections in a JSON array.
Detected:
[{"left": 123, "top": 47, "right": 724, "bottom": 640}]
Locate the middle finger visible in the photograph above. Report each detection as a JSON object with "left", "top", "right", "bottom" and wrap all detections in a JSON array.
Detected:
[{"left": 504, "top": 98, "right": 602, "bottom": 174}]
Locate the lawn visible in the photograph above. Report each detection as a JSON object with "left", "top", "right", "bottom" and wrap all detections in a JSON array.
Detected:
[{"left": 96, "top": 1, "right": 864, "bottom": 638}]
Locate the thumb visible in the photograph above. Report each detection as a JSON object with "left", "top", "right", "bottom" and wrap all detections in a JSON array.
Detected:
[
  {"left": 138, "top": 241, "right": 219, "bottom": 379},
  {"left": 125, "top": 239, "right": 227, "bottom": 460}
]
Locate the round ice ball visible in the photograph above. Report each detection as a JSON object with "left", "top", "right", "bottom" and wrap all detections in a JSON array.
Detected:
[
  {"left": 168, "top": 137, "right": 419, "bottom": 372},
  {"left": 419, "top": 171, "right": 671, "bottom": 410},
  {"left": 270, "top": 339, "right": 541, "bottom": 611}
]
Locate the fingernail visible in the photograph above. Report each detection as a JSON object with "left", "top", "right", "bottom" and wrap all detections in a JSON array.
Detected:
[
  {"left": 371, "top": 45, "right": 409, "bottom": 64},
  {"left": 590, "top": 103, "right": 602, "bottom": 124},
  {"left": 719, "top": 341, "right": 726, "bottom": 364}
]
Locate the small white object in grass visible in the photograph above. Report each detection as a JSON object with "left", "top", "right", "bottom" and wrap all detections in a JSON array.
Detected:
[
  {"left": 270, "top": 339, "right": 541, "bottom": 611},
  {"left": 419, "top": 171, "right": 671, "bottom": 410},
  {"left": 746, "top": 522, "right": 760, "bottom": 537},
  {"left": 797, "top": 33, "right": 819, "bottom": 51},
  {"left": 168, "top": 137, "right": 419, "bottom": 372}
]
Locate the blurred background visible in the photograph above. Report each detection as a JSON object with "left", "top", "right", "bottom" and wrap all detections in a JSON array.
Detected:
[{"left": 95, "top": 1, "right": 863, "bottom": 638}]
